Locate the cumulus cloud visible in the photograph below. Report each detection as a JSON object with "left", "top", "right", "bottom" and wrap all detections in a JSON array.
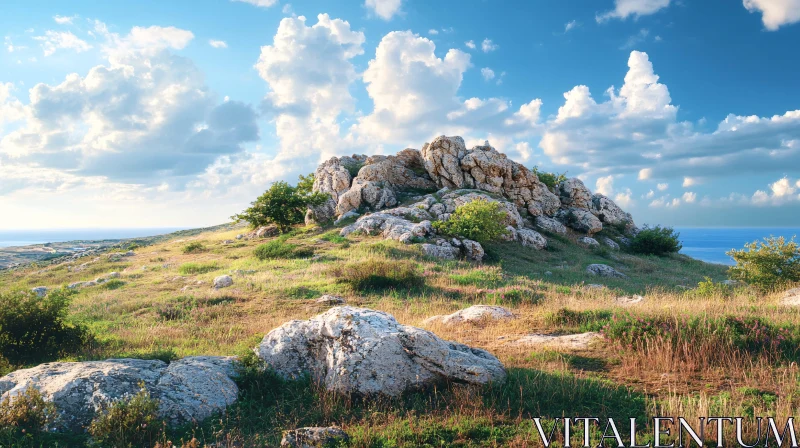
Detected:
[
  {"left": 0, "top": 83, "right": 25, "bottom": 130},
  {"left": 743, "top": 0, "right": 800, "bottom": 30},
  {"left": 596, "top": 175, "right": 615, "bottom": 195},
  {"left": 615, "top": 188, "right": 634, "bottom": 207},
  {"left": 209, "top": 39, "right": 228, "bottom": 48},
  {"left": 34, "top": 30, "right": 92, "bottom": 56},
  {"left": 231, "top": 0, "right": 278, "bottom": 8},
  {"left": 481, "top": 38, "right": 498, "bottom": 52},
  {"left": 53, "top": 15, "right": 78, "bottom": 25},
  {"left": 465, "top": 40, "right": 476, "bottom": 49},
  {"left": 597, "top": 0, "right": 672, "bottom": 22},
  {"left": 564, "top": 20, "right": 578, "bottom": 32},
  {"left": 683, "top": 177, "right": 698, "bottom": 187},
  {"left": 1, "top": 24, "right": 258, "bottom": 190},
  {"left": 256, "top": 14, "right": 364, "bottom": 162},
  {"left": 682, "top": 191, "right": 696, "bottom": 203},
  {"left": 365, "top": 0, "right": 403, "bottom": 20},
  {"left": 751, "top": 176, "right": 800, "bottom": 205},
  {"left": 481, "top": 67, "right": 495, "bottom": 81},
  {"left": 657, "top": 183, "right": 668, "bottom": 191}
]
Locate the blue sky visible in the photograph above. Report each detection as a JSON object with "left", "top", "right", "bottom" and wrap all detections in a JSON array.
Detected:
[{"left": 1, "top": 0, "right": 799, "bottom": 229}]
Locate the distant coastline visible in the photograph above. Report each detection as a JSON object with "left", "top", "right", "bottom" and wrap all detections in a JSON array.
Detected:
[
  {"left": 0, "top": 228, "right": 188, "bottom": 249},
  {"left": 675, "top": 227, "right": 800, "bottom": 265}
]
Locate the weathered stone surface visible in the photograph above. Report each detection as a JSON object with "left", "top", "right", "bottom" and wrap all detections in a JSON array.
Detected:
[
  {"left": 31, "top": 286, "right": 48, "bottom": 297},
  {"left": 307, "top": 155, "right": 365, "bottom": 224},
  {"left": 461, "top": 239, "right": 485, "bottom": 262},
  {"left": 341, "top": 213, "right": 432, "bottom": 244},
  {"left": 616, "top": 295, "right": 645, "bottom": 306},
  {"left": 421, "top": 243, "right": 460, "bottom": 260},
  {"left": 586, "top": 264, "right": 626, "bottom": 278},
  {"left": 336, "top": 178, "right": 398, "bottom": 216},
  {"left": 555, "top": 208, "right": 603, "bottom": 235},
  {"left": 424, "top": 305, "right": 515, "bottom": 326},
  {"left": 213, "top": 275, "right": 233, "bottom": 289},
  {"left": 421, "top": 135, "right": 468, "bottom": 189},
  {"left": 781, "top": 287, "right": 800, "bottom": 306},
  {"left": 255, "top": 307, "right": 506, "bottom": 396},
  {"left": 534, "top": 216, "right": 567, "bottom": 235},
  {"left": 440, "top": 191, "right": 524, "bottom": 228},
  {"left": 281, "top": 427, "right": 350, "bottom": 448},
  {"left": 514, "top": 332, "right": 601, "bottom": 350},
  {"left": 315, "top": 295, "right": 346, "bottom": 306},
  {"left": 333, "top": 210, "right": 360, "bottom": 225},
  {"left": 254, "top": 225, "right": 280, "bottom": 239},
  {"left": 557, "top": 178, "right": 592, "bottom": 210},
  {"left": 517, "top": 228, "right": 547, "bottom": 250},
  {"left": 0, "top": 357, "right": 238, "bottom": 431},
  {"left": 577, "top": 237, "right": 600, "bottom": 248},
  {"left": 601, "top": 237, "right": 620, "bottom": 250},
  {"left": 68, "top": 281, "right": 97, "bottom": 289},
  {"left": 590, "top": 194, "right": 635, "bottom": 229},
  {"left": 357, "top": 150, "right": 437, "bottom": 192}
]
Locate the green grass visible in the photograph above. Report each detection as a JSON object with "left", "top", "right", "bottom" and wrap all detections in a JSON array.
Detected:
[
  {"left": 178, "top": 261, "right": 219, "bottom": 275},
  {"left": 329, "top": 259, "right": 423, "bottom": 292},
  {"left": 254, "top": 240, "right": 314, "bottom": 260}
]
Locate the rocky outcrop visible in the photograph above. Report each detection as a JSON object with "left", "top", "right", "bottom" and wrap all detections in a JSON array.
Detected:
[
  {"left": 577, "top": 237, "right": 600, "bottom": 248},
  {"left": 440, "top": 191, "right": 524, "bottom": 228},
  {"left": 517, "top": 228, "right": 547, "bottom": 250},
  {"left": 281, "top": 427, "right": 350, "bottom": 447},
  {"left": 0, "top": 357, "right": 238, "bottom": 431},
  {"left": 586, "top": 264, "right": 626, "bottom": 278},
  {"left": 306, "top": 155, "right": 366, "bottom": 224},
  {"left": 31, "top": 286, "right": 48, "bottom": 297},
  {"left": 555, "top": 208, "right": 603, "bottom": 235},
  {"left": 340, "top": 213, "right": 432, "bottom": 244},
  {"left": 590, "top": 194, "right": 635, "bottom": 228},
  {"left": 557, "top": 178, "right": 592, "bottom": 210},
  {"left": 535, "top": 216, "right": 567, "bottom": 235},
  {"left": 255, "top": 307, "right": 506, "bottom": 396},
  {"left": 421, "top": 135, "right": 469, "bottom": 189},
  {"left": 424, "top": 305, "right": 515, "bottom": 326}
]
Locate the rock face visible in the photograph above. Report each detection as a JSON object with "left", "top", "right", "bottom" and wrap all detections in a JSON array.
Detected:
[
  {"left": 586, "top": 264, "right": 626, "bottom": 278},
  {"left": 590, "top": 194, "right": 635, "bottom": 229},
  {"left": 255, "top": 307, "right": 506, "bottom": 396},
  {"left": 341, "top": 213, "right": 433, "bottom": 244},
  {"left": 281, "top": 427, "right": 350, "bottom": 448},
  {"left": 213, "top": 275, "right": 233, "bottom": 289},
  {"left": 601, "top": 237, "right": 620, "bottom": 250},
  {"left": 424, "top": 305, "right": 515, "bottom": 326},
  {"left": 556, "top": 208, "right": 603, "bottom": 235},
  {"left": 306, "top": 155, "right": 366, "bottom": 224},
  {"left": 557, "top": 179, "right": 592, "bottom": 210},
  {"left": 0, "top": 357, "right": 238, "bottom": 431},
  {"left": 535, "top": 216, "right": 567, "bottom": 235}
]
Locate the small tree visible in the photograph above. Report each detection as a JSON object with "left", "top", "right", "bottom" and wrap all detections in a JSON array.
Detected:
[
  {"left": 727, "top": 236, "right": 800, "bottom": 290},
  {"left": 432, "top": 199, "right": 509, "bottom": 243},
  {"left": 531, "top": 166, "right": 567, "bottom": 189},
  {"left": 629, "top": 225, "right": 682, "bottom": 256},
  {"left": 232, "top": 175, "right": 329, "bottom": 233}
]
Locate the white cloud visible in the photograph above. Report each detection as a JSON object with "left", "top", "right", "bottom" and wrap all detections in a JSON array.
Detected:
[
  {"left": 481, "top": 38, "right": 498, "bottom": 52},
  {"left": 231, "top": 0, "right": 278, "bottom": 7},
  {"left": 465, "top": 40, "right": 476, "bottom": 49},
  {"left": 282, "top": 4, "right": 293, "bottom": 13},
  {"left": 564, "top": 20, "right": 578, "bottom": 32},
  {"left": 645, "top": 189, "right": 655, "bottom": 198},
  {"left": 513, "top": 141, "right": 533, "bottom": 162},
  {"left": 638, "top": 168, "right": 652, "bottom": 180},
  {"left": 257, "top": 14, "right": 364, "bottom": 162},
  {"left": 657, "top": 183, "right": 668, "bottom": 191},
  {"left": 34, "top": 30, "right": 92, "bottom": 56},
  {"left": 751, "top": 177, "right": 800, "bottom": 205},
  {"left": 596, "top": 175, "right": 615, "bottom": 195},
  {"left": 428, "top": 29, "right": 439, "bottom": 35},
  {"left": 615, "top": 188, "right": 634, "bottom": 207},
  {"left": 481, "top": 67, "right": 495, "bottom": 81},
  {"left": 743, "top": 0, "right": 800, "bottom": 30},
  {"left": 504, "top": 99, "right": 543, "bottom": 127},
  {"left": 53, "top": 15, "right": 78, "bottom": 25},
  {"left": 0, "top": 83, "right": 25, "bottom": 130},
  {"left": 597, "top": 0, "right": 672, "bottom": 22},
  {"left": 682, "top": 177, "right": 698, "bottom": 187},
  {"left": 4, "top": 36, "right": 25, "bottom": 53},
  {"left": 365, "top": 0, "right": 403, "bottom": 20},
  {"left": 682, "top": 191, "right": 697, "bottom": 203},
  {"left": 209, "top": 39, "right": 228, "bottom": 48},
  {"left": 620, "top": 28, "right": 650, "bottom": 49}
]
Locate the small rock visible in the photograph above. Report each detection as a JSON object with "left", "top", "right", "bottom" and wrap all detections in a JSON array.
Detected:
[
  {"left": 31, "top": 286, "right": 48, "bottom": 297},
  {"left": 124, "top": 251, "right": 135, "bottom": 257},
  {"left": 315, "top": 295, "right": 346, "bottom": 306},
  {"left": 586, "top": 284, "right": 606, "bottom": 290},
  {"left": 420, "top": 243, "right": 460, "bottom": 260},
  {"left": 577, "top": 237, "right": 600, "bottom": 248},
  {"left": 534, "top": 216, "right": 567, "bottom": 235},
  {"left": 586, "top": 264, "right": 626, "bottom": 278},
  {"left": 461, "top": 239, "right": 485, "bottom": 261},
  {"left": 236, "top": 234, "right": 243, "bottom": 240},
  {"left": 213, "top": 275, "right": 233, "bottom": 289},
  {"left": 68, "top": 281, "right": 97, "bottom": 289},
  {"left": 514, "top": 332, "right": 601, "bottom": 350},
  {"left": 423, "top": 305, "right": 515, "bottom": 326},
  {"left": 616, "top": 295, "right": 644, "bottom": 306},
  {"left": 601, "top": 237, "right": 620, "bottom": 250},
  {"left": 223, "top": 240, "right": 234, "bottom": 244},
  {"left": 517, "top": 228, "right": 547, "bottom": 250},
  {"left": 281, "top": 427, "right": 350, "bottom": 448}
]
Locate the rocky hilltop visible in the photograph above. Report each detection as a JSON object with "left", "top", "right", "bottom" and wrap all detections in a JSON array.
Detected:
[{"left": 307, "top": 135, "right": 636, "bottom": 261}]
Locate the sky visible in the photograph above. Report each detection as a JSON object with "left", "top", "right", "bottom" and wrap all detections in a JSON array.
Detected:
[{"left": 1, "top": 0, "right": 800, "bottom": 229}]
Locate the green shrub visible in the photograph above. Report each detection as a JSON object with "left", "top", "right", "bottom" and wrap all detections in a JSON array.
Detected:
[
  {"left": 531, "top": 166, "right": 567, "bottom": 189},
  {"left": 232, "top": 176, "right": 330, "bottom": 232},
  {"left": 690, "top": 277, "right": 733, "bottom": 298},
  {"left": 181, "top": 242, "right": 205, "bottom": 254},
  {"left": 254, "top": 240, "right": 314, "bottom": 261},
  {"left": 629, "top": 225, "right": 682, "bottom": 256},
  {"left": 88, "top": 387, "right": 163, "bottom": 448},
  {"left": 178, "top": 262, "right": 219, "bottom": 275},
  {"left": 545, "top": 308, "right": 613, "bottom": 332},
  {"left": 319, "top": 231, "right": 349, "bottom": 245},
  {"left": 330, "top": 259, "right": 423, "bottom": 291},
  {"left": 0, "top": 388, "right": 56, "bottom": 436},
  {"left": 341, "top": 161, "right": 364, "bottom": 178},
  {"left": 727, "top": 236, "right": 800, "bottom": 291},
  {"left": 102, "top": 279, "right": 125, "bottom": 290},
  {"left": 0, "top": 289, "right": 90, "bottom": 364},
  {"left": 432, "top": 199, "right": 509, "bottom": 243}
]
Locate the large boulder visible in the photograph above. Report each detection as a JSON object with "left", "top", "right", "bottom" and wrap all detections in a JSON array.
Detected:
[
  {"left": 517, "top": 228, "right": 547, "bottom": 250},
  {"left": 255, "top": 307, "right": 506, "bottom": 396},
  {"left": 555, "top": 208, "right": 603, "bottom": 235},
  {"left": 424, "top": 305, "right": 515, "bottom": 326},
  {"left": 534, "top": 216, "right": 567, "bottom": 235},
  {"left": 306, "top": 155, "right": 366, "bottom": 224},
  {"left": 0, "top": 357, "right": 238, "bottom": 431},
  {"left": 557, "top": 178, "right": 592, "bottom": 210},
  {"left": 590, "top": 194, "right": 635, "bottom": 229},
  {"left": 341, "top": 213, "right": 432, "bottom": 244},
  {"left": 335, "top": 178, "right": 397, "bottom": 216},
  {"left": 421, "top": 135, "right": 469, "bottom": 189},
  {"left": 356, "top": 150, "right": 437, "bottom": 191},
  {"left": 421, "top": 243, "right": 461, "bottom": 260}
]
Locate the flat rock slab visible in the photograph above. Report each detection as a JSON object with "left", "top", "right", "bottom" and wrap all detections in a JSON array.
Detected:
[
  {"left": 586, "top": 264, "right": 626, "bottom": 278},
  {"left": 781, "top": 288, "right": 800, "bottom": 306},
  {"left": 514, "top": 332, "right": 602, "bottom": 350},
  {"left": 616, "top": 295, "right": 645, "bottom": 306},
  {"left": 424, "top": 305, "right": 515, "bottom": 326},
  {"left": 0, "top": 356, "right": 238, "bottom": 431},
  {"left": 255, "top": 306, "right": 506, "bottom": 396}
]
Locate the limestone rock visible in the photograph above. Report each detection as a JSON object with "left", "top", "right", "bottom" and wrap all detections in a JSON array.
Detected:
[
  {"left": 421, "top": 135, "right": 468, "bottom": 189},
  {"left": 333, "top": 210, "right": 360, "bottom": 225},
  {"left": 577, "top": 237, "right": 600, "bottom": 248},
  {"left": 281, "top": 427, "right": 350, "bottom": 448},
  {"left": 307, "top": 155, "right": 365, "bottom": 224},
  {"left": 424, "top": 305, "right": 515, "bottom": 326},
  {"left": 781, "top": 287, "right": 800, "bottom": 306},
  {"left": 586, "top": 264, "right": 626, "bottom": 278},
  {"left": 616, "top": 295, "right": 645, "bottom": 306},
  {"left": 517, "top": 228, "right": 547, "bottom": 250},
  {"left": 31, "top": 286, "right": 48, "bottom": 297},
  {"left": 315, "top": 295, "right": 346, "bottom": 306},
  {"left": 590, "top": 194, "right": 635, "bottom": 229},
  {"left": 0, "top": 357, "right": 238, "bottom": 431},
  {"left": 341, "top": 213, "right": 431, "bottom": 244},
  {"left": 255, "top": 307, "right": 506, "bottom": 396},
  {"left": 213, "top": 275, "right": 233, "bottom": 289},
  {"left": 557, "top": 178, "right": 592, "bottom": 210},
  {"left": 535, "top": 216, "right": 567, "bottom": 235},
  {"left": 68, "top": 281, "right": 97, "bottom": 289},
  {"left": 555, "top": 208, "right": 603, "bottom": 235},
  {"left": 254, "top": 225, "right": 280, "bottom": 239},
  {"left": 601, "top": 237, "right": 620, "bottom": 250},
  {"left": 461, "top": 239, "right": 485, "bottom": 262},
  {"left": 514, "top": 332, "right": 601, "bottom": 350},
  {"left": 421, "top": 243, "right": 460, "bottom": 260},
  {"left": 356, "top": 150, "right": 436, "bottom": 192}
]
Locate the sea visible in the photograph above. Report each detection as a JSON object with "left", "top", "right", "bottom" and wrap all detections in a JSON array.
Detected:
[
  {"left": 0, "top": 228, "right": 186, "bottom": 249},
  {"left": 0, "top": 227, "right": 797, "bottom": 266}
]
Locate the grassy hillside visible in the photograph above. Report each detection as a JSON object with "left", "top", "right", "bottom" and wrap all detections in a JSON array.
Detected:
[{"left": 1, "top": 223, "right": 799, "bottom": 447}]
